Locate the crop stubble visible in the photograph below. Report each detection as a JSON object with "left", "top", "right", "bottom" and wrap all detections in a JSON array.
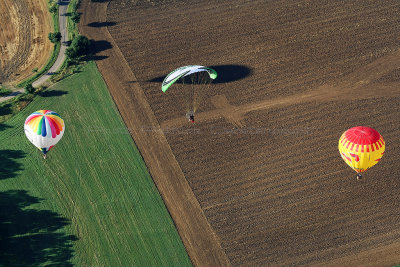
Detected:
[
  {"left": 84, "top": 0, "right": 400, "bottom": 265},
  {"left": 0, "top": 0, "right": 52, "bottom": 85}
]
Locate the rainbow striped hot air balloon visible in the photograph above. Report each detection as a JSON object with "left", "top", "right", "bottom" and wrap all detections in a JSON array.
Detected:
[
  {"left": 24, "top": 110, "right": 65, "bottom": 158},
  {"left": 338, "top": 126, "right": 385, "bottom": 179}
]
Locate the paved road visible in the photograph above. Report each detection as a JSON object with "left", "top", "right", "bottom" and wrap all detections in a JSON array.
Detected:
[
  {"left": 32, "top": 0, "right": 70, "bottom": 88},
  {"left": 0, "top": 89, "right": 25, "bottom": 102}
]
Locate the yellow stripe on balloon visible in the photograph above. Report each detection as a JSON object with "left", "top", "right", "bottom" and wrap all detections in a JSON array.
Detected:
[{"left": 338, "top": 126, "right": 385, "bottom": 174}]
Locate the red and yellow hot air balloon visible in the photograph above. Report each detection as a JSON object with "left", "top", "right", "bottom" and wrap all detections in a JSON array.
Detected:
[{"left": 338, "top": 126, "right": 385, "bottom": 179}]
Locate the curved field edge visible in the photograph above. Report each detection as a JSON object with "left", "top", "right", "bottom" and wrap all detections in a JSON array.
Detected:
[
  {"left": 0, "top": 0, "right": 53, "bottom": 86},
  {"left": 0, "top": 62, "right": 191, "bottom": 266},
  {"left": 18, "top": 0, "right": 60, "bottom": 88}
]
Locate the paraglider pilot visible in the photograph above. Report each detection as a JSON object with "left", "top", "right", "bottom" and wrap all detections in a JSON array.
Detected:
[{"left": 186, "top": 111, "right": 195, "bottom": 123}]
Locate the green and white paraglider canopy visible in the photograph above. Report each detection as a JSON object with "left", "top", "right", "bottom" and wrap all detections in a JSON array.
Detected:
[{"left": 162, "top": 65, "right": 217, "bottom": 92}]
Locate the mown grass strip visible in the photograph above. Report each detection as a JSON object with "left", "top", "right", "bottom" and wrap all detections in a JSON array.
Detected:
[{"left": 0, "top": 62, "right": 192, "bottom": 266}]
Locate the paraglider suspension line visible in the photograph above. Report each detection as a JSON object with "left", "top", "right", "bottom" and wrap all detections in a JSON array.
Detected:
[{"left": 193, "top": 72, "right": 211, "bottom": 112}]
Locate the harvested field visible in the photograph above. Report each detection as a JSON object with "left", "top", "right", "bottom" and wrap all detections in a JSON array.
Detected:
[
  {"left": 0, "top": 0, "right": 52, "bottom": 85},
  {"left": 81, "top": 0, "right": 400, "bottom": 265}
]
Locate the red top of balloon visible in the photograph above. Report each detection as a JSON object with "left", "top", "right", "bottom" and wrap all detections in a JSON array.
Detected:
[{"left": 344, "top": 126, "right": 380, "bottom": 145}]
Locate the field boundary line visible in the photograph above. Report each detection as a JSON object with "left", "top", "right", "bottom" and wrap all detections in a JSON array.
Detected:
[{"left": 78, "top": 1, "right": 231, "bottom": 266}]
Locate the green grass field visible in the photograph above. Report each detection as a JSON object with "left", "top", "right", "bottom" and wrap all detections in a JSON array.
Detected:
[{"left": 0, "top": 62, "right": 191, "bottom": 266}]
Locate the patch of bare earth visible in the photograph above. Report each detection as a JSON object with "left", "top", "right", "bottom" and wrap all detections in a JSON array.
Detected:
[
  {"left": 83, "top": 0, "right": 400, "bottom": 265},
  {"left": 0, "top": 0, "right": 52, "bottom": 85}
]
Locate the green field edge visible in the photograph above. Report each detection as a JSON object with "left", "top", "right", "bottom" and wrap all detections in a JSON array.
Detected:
[{"left": 0, "top": 61, "right": 192, "bottom": 266}]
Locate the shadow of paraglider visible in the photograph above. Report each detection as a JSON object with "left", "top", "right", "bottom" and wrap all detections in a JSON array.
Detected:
[
  {"left": 208, "top": 65, "right": 253, "bottom": 84},
  {"left": 147, "top": 64, "right": 253, "bottom": 84}
]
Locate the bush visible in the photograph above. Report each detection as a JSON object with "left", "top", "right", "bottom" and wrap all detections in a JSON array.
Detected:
[
  {"left": 48, "top": 32, "right": 62, "bottom": 43},
  {"left": 0, "top": 87, "right": 12, "bottom": 97},
  {"left": 49, "top": 4, "right": 57, "bottom": 14},
  {"left": 24, "top": 83, "right": 35, "bottom": 94},
  {"left": 71, "top": 12, "right": 80, "bottom": 23},
  {"left": 66, "top": 35, "right": 91, "bottom": 59}
]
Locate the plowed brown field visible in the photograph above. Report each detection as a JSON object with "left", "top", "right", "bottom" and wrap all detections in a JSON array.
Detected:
[
  {"left": 80, "top": 0, "right": 400, "bottom": 265},
  {"left": 0, "top": 0, "right": 52, "bottom": 85}
]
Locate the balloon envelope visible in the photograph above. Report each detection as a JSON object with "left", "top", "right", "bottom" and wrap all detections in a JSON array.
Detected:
[
  {"left": 338, "top": 126, "right": 385, "bottom": 173},
  {"left": 24, "top": 110, "right": 65, "bottom": 155}
]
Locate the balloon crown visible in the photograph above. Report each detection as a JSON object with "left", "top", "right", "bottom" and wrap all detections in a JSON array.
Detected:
[{"left": 344, "top": 126, "right": 380, "bottom": 145}]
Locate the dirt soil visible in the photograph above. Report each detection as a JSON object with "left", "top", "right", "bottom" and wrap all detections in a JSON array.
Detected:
[
  {"left": 80, "top": 0, "right": 400, "bottom": 265},
  {"left": 0, "top": 0, "right": 52, "bottom": 85}
]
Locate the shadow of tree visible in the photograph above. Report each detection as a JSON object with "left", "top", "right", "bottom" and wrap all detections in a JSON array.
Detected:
[
  {"left": 63, "top": 40, "right": 72, "bottom": 46},
  {"left": 87, "top": 22, "right": 116, "bottom": 27},
  {"left": 90, "top": 40, "right": 113, "bottom": 55},
  {"left": 84, "top": 40, "right": 112, "bottom": 61},
  {"left": 0, "top": 190, "right": 77, "bottom": 266},
  {"left": 38, "top": 90, "right": 68, "bottom": 98},
  {"left": 0, "top": 150, "right": 26, "bottom": 180},
  {"left": 148, "top": 64, "right": 253, "bottom": 84},
  {"left": 84, "top": 55, "right": 109, "bottom": 61},
  {"left": 0, "top": 103, "right": 12, "bottom": 116},
  {"left": 58, "top": 1, "right": 69, "bottom": 6},
  {"left": 0, "top": 123, "right": 12, "bottom": 132},
  {"left": 0, "top": 89, "right": 12, "bottom": 97}
]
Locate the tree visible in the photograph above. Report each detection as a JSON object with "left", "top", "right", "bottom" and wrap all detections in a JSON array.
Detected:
[
  {"left": 66, "top": 35, "right": 91, "bottom": 59},
  {"left": 49, "top": 4, "right": 57, "bottom": 14},
  {"left": 48, "top": 32, "right": 61, "bottom": 43},
  {"left": 24, "top": 83, "right": 35, "bottom": 94},
  {"left": 71, "top": 12, "right": 80, "bottom": 23}
]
